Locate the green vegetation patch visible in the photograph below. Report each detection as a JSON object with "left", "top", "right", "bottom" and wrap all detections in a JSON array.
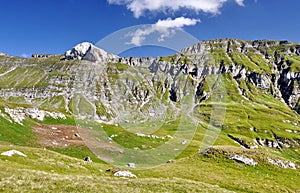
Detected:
[
  {"left": 285, "top": 55, "right": 300, "bottom": 72},
  {"left": 229, "top": 51, "right": 261, "bottom": 72},
  {"left": 0, "top": 66, "right": 45, "bottom": 88}
]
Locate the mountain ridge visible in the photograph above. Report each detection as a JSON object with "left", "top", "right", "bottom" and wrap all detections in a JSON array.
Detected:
[
  {"left": 0, "top": 38, "right": 299, "bottom": 117},
  {"left": 62, "top": 38, "right": 300, "bottom": 114},
  {"left": 0, "top": 38, "right": 299, "bottom": 150}
]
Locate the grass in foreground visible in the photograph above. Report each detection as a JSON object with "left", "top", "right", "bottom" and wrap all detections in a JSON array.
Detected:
[{"left": 0, "top": 144, "right": 299, "bottom": 193}]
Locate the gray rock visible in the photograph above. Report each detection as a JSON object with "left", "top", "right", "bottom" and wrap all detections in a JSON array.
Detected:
[
  {"left": 31, "top": 54, "right": 59, "bottom": 58},
  {"left": 114, "top": 170, "right": 137, "bottom": 178},
  {"left": 166, "top": 159, "right": 175, "bottom": 163},
  {"left": 1, "top": 150, "right": 27, "bottom": 157},
  {"left": 83, "top": 156, "right": 92, "bottom": 162},
  {"left": 267, "top": 157, "right": 297, "bottom": 169},
  {"left": 230, "top": 154, "right": 258, "bottom": 166},
  {"left": 126, "top": 163, "right": 136, "bottom": 168}
]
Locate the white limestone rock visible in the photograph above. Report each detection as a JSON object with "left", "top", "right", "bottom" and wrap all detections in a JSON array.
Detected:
[
  {"left": 2, "top": 107, "right": 66, "bottom": 125},
  {"left": 267, "top": 157, "right": 297, "bottom": 169},
  {"left": 1, "top": 150, "right": 27, "bottom": 157},
  {"left": 4, "top": 107, "right": 26, "bottom": 125},
  {"left": 114, "top": 170, "right": 137, "bottom": 178},
  {"left": 65, "top": 42, "right": 119, "bottom": 62},
  {"left": 230, "top": 154, "right": 258, "bottom": 166},
  {"left": 126, "top": 163, "right": 136, "bottom": 168}
]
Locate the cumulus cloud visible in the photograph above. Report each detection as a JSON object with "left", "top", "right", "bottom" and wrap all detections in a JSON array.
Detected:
[
  {"left": 156, "top": 17, "right": 200, "bottom": 28},
  {"left": 126, "top": 17, "right": 200, "bottom": 46},
  {"left": 234, "top": 0, "right": 244, "bottom": 6},
  {"left": 108, "top": 0, "right": 244, "bottom": 18}
]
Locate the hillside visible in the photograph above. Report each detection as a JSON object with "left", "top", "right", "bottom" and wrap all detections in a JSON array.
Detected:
[{"left": 0, "top": 38, "right": 299, "bottom": 192}]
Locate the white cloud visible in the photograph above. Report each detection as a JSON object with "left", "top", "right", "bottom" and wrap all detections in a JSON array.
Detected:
[
  {"left": 126, "top": 17, "right": 200, "bottom": 46},
  {"left": 234, "top": 0, "right": 244, "bottom": 6},
  {"left": 156, "top": 17, "right": 200, "bottom": 28},
  {"left": 108, "top": 0, "right": 244, "bottom": 18}
]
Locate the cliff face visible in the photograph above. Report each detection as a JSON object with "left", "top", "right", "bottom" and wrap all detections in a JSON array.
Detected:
[
  {"left": 180, "top": 39, "right": 300, "bottom": 112},
  {"left": 67, "top": 39, "right": 300, "bottom": 114}
]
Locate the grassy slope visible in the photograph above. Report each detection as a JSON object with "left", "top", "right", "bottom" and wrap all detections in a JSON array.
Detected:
[
  {"left": 0, "top": 144, "right": 235, "bottom": 193},
  {"left": 0, "top": 144, "right": 299, "bottom": 193}
]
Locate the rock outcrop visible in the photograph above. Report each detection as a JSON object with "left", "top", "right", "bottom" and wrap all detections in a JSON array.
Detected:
[
  {"left": 32, "top": 54, "right": 60, "bottom": 58},
  {"left": 230, "top": 154, "right": 258, "bottom": 166},
  {"left": 1, "top": 107, "right": 66, "bottom": 125},
  {"left": 267, "top": 157, "right": 297, "bottom": 169}
]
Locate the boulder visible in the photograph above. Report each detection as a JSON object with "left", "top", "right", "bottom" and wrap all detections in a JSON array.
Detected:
[
  {"left": 83, "top": 156, "right": 92, "bottom": 162},
  {"left": 1, "top": 150, "right": 27, "bottom": 157},
  {"left": 114, "top": 170, "right": 137, "bottom": 178},
  {"left": 126, "top": 163, "right": 136, "bottom": 168},
  {"left": 166, "top": 159, "right": 175, "bottom": 163}
]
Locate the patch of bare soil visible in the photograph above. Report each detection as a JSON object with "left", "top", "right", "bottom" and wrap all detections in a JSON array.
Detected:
[
  {"left": 33, "top": 124, "right": 123, "bottom": 162},
  {"left": 33, "top": 124, "right": 83, "bottom": 147}
]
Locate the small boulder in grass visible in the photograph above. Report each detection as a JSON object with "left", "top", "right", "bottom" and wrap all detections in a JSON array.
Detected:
[
  {"left": 1, "top": 150, "right": 27, "bottom": 157},
  {"left": 126, "top": 163, "right": 136, "bottom": 168},
  {"left": 83, "top": 156, "right": 92, "bottom": 162},
  {"left": 106, "top": 167, "right": 122, "bottom": 173},
  {"left": 114, "top": 171, "right": 137, "bottom": 178},
  {"left": 167, "top": 159, "right": 175, "bottom": 163}
]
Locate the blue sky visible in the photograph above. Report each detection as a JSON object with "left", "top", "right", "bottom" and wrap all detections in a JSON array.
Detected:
[{"left": 0, "top": 0, "right": 299, "bottom": 57}]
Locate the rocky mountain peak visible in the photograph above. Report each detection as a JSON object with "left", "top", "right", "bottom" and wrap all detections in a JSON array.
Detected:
[
  {"left": 0, "top": 52, "right": 7, "bottom": 56},
  {"left": 65, "top": 42, "right": 119, "bottom": 63}
]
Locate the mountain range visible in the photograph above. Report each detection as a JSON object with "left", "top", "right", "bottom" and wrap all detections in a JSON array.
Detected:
[{"left": 0, "top": 38, "right": 299, "bottom": 192}]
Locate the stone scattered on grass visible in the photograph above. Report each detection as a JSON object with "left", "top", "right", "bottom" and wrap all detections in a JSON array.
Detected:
[
  {"left": 1, "top": 150, "right": 27, "bottom": 157},
  {"left": 267, "top": 157, "right": 297, "bottom": 169},
  {"left": 83, "top": 157, "right": 92, "bottom": 162},
  {"left": 126, "top": 163, "right": 136, "bottom": 168},
  {"left": 114, "top": 170, "right": 137, "bottom": 178},
  {"left": 136, "top": 133, "right": 174, "bottom": 140},
  {"left": 181, "top": 140, "right": 187, "bottom": 145},
  {"left": 167, "top": 159, "right": 175, "bottom": 163},
  {"left": 230, "top": 154, "right": 258, "bottom": 166}
]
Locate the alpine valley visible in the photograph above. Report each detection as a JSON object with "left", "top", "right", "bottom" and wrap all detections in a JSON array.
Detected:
[{"left": 0, "top": 38, "right": 299, "bottom": 192}]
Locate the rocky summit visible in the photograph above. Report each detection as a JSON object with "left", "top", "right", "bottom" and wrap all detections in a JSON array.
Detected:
[
  {"left": 65, "top": 42, "right": 119, "bottom": 62},
  {"left": 0, "top": 52, "right": 7, "bottom": 56},
  {"left": 0, "top": 38, "right": 299, "bottom": 192}
]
